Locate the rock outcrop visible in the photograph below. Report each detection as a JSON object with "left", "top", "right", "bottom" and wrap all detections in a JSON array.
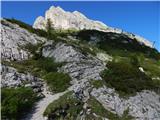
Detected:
[
  {"left": 1, "top": 65, "right": 44, "bottom": 93},
  {"left": 42, "top": 41, "right": 106, "bottom": 85},
  {"left": 91, "top": 87, "right": 160, "bottom": 120},
  {"left": 1, "top": 19, "right": 46, "bottom": 61}
]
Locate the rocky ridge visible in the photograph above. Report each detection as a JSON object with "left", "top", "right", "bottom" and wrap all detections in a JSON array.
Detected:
[{"left": 33, "top": 6, "right": 153, "bottom": 48}]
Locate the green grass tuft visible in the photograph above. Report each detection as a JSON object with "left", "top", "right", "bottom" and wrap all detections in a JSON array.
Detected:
[
  {"left": 44, "top": 72, "right": 71, "bottom": 92},
  {"left": 90, "top": 80, "right": 104, "bottom": 89}
]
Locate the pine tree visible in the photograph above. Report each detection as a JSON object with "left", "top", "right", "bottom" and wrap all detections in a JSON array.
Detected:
[{"left": 46, "top": 18, "right": 52, "bottom": 39}]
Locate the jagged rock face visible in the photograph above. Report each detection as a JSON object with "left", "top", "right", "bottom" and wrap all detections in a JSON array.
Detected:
[
  {"left": 33, "top": 6, "right": 108, "bottom": 31},
  {"left": 91, "top": 87, "right": 160, "bottom": 120},
  {"left": 1, "top": 65, "right": 44, "bottom": 93},
  {"left": 1, "top": 20, "right": 46, "bottom": 61}
]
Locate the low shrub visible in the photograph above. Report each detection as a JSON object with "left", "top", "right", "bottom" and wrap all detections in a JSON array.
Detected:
[
  {"left": 44, "top": 72, "right": 71, "bottom": 92},
  {"left": 36, "top": 57, "right": 62, "bottom": 73},
  {"left": 1, "top": 87, "right": 38, "bottom": 120}
]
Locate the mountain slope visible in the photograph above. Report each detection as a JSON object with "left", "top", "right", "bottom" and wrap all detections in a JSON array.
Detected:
[{"left": 1, "top": 16, "right": 160, "bottom": 120}]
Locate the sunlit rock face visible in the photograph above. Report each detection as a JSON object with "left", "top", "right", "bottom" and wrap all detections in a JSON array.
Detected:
[{"left": 33, "top": 6, "right": 108, "bottom": 31}]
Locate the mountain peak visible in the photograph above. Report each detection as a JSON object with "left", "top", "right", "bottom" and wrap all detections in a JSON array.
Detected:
[
  {"left": 33, "top": 6, "right": 152, "bottom": 48},
  {"left": 33, "top": 6, "right": 108, "bottom": 30},
  {"left": 49, "top": 6, "right": 65, "bottom": 13}
]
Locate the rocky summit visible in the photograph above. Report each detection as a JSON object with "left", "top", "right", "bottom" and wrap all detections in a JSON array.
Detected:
[
  {"left": 33, "top": 6, "right": 153, "bottom": 48},
  {"left": 33, "top": 6, "right": 108, "bottom": 31},
  {"left": 1, "top": 6, "right": 160, "bottom": 120}
]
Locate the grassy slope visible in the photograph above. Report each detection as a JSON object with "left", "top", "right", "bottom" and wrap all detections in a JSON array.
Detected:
[{"left": 76, "top": 30, "right": 160, "bottom": 60}]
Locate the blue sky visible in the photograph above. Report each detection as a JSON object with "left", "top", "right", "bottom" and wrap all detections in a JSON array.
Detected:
[{"left": 1, "top": 1, "right": 160, "bottom": 51}]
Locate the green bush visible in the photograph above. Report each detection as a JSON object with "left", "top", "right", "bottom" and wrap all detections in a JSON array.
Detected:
[
  {"left": 36, "top": 57, "right": 62, "bottom": 73},
  {"left": 44, "top": 92, "right": 83, "bottom": 119},
  {"left": 102, "top": 61, "right": 155, "bottom": 96},
  {"left": 44, "top": 72, "right": 71, "bottom": 92},
  {"left": 1, "top": 87, "right": 38, "bottom": 120}
]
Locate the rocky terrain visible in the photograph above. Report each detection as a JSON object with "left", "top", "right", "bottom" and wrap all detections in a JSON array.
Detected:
[
  {"left": 1, "top": 20, "right": 46, "bottom": 61},
  {"left": 1, "top": 6, "right": 160, "bottom": 120}
]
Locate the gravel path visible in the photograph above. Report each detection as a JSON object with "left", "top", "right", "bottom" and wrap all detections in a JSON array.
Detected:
[{"left": 23, "top": 85, "right": 69, "bottom": 120}]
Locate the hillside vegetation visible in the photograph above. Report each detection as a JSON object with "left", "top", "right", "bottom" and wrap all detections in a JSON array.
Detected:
[
  {"left": 3, "top": 18, "right": 160, "bottom": 95},
  {"left": 2, "top": 18, "right": 160, "bottom": 120},
  {"left": 77, "top": 30, "right": 160, "bottom": 60}
]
